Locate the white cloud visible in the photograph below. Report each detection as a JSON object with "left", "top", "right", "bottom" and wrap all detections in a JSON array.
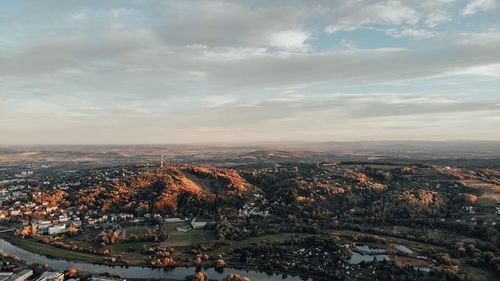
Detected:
[
  {"left": 267, "top": 30, "right": 310, "bottom": 51},
  {"left": 155, "top": 1, "right": 309, "bottom": 48},
  {"left": 451, "top": 63, "right": 500, "bottom": 77},
  {"left": 452, "top": 31, "right": 500, "bottom": 45},
  {"left": 324, "top": 24, "right": 345, "bottom": 34},
  {"left": 425, "top": 12, "right": 452, "bottom": 27},
  {"left": 1, "top": 0, "right": 500, "bottom": 143},
  {"left": 420, "top": 0, "right": 457, "bottom": 9},
  {"left": 385, "top": 28, "right": 437, "bottom": 39},
  {"left": 325, "top": 1, "right": 420, "bottom": 33},
  {"left": 462, "top": 0, "right": 498, "bottom": 15},
  {"left": 197, "top": 41, "right": 500, "bottom": 88}
]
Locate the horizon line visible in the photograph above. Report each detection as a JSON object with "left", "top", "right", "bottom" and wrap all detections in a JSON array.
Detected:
[{"left": 2, "top": 139, "right": 500, "bottom": 147}]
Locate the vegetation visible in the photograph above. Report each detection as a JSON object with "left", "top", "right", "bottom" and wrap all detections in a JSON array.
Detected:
[
  {"left": 3, "top": 234, "right": 104, "bottom": 262},
  {"left": 1, "top": 161, "right": 500, "bottom": 280}
]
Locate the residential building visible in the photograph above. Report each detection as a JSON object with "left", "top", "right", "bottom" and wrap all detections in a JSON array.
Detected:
[{"left": 35, "top": 272, "right": 64, "bottom": 281}]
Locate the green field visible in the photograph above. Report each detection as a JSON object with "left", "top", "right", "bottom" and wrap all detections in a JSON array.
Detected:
[
  {"left": 165, "top": 229, "right": 216, "bottom": 247},
  {"left": 106, "top": 241, "right": 152, "bottom": 252},
  {"left": 158, "top": 221, "right": 215, "bottom": 247},
  {"left": 125, "top": 226, "right": 151, "bottom": 238},
  {"left": 163, "top": 221, "right": 189, "bottom": 232},
  {"left": 211, "top": 233, "right": 296, "bottom": 256}
]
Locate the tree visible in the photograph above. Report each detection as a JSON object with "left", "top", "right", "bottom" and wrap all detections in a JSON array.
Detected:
[
  {"left": 194, "top": 256, "right": 202, "bottom": 267},
  {"left": 64, "top": 268, "right": 80, "bottom": 278},
  {"left": 215, "top": 254, "right": 226, "bottom": 270},
  {"left": 196, "top": 272, "right": 207, "bottom": 281},
  {"left": 68, "top": 225, "right": 78, "bottom": 235},
  {"left": 17, "top": 225, "right": 36, "bottom": 238}
]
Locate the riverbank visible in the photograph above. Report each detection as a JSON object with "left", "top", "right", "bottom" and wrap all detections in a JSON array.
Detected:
[
  {"left": 0, "top": 233, "right": 105, "bottom": 263},
  {"left": 0, "top": 237, "right": 308, "bottom": 281},
  {"left": 0, "top": 232, "right": 298, "bottom": 266},
  {"left": 0, "top": 231, "right": 324, "bottom": 280}
]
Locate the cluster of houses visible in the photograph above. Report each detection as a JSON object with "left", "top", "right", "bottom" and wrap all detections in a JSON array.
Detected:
[
  {"left": 238, "top": 194, "right": 270, "bottom": 218},
  {"left": 0, "top": 182, "right": 144, "bottom": 237},
  {"left": 86, "top": 213, "right": 136, "bottom": 226}
]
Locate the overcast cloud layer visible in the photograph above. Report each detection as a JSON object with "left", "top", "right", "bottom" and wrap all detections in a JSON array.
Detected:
[{"left": 1, "top": 0, "right": 499, "bottom": 144}]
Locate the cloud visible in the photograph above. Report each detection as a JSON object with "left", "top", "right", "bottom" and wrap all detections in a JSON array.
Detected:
[
  {"left": 1, "top": 0, "right": 500, "bottom": 143},
  {"left": 2, "top": 29, "right": 500, "bottom": 93},
  {"left": 385, "top": 28, "right": 437, "bottom": 39},
  {"left": 140, "top": 93, "right": 500, "bottom": 142},
  {"left": 325, "top": 1, "right": 420, "bottom": 33},
  {"left": 425, "top": 12, "right": 452, "bottom": 27},
  {"left": 198, "top": 41, "right": 500, "bottom": 89},
  {"left": 419, "top": 0, "right": 457, "bottom": 9},
  {"left": 450, "top": 63, "right": 500, "bottom": 77},
  {"left": 267, "top": 30, "right": 311, "bottom": 51},
  {"left": 155, "top": 1, "right": 309, "bottom": 49},
  {"left": 462, "top": 0, "right": 498, "bottom": 15},
  {"left": 451, "top": 31, "right": 500, "bottom": 45}
]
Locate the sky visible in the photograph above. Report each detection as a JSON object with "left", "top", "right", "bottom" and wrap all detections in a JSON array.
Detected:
[{"left": 0, "top": 0, "right": 499, "bottom": 144}]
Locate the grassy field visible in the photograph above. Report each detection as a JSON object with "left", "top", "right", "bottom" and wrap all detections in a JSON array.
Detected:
[
  {"left": 157, "top": 221, "right": 216, "bottom": 247},
  {"left": 164, "top": 229, "right": 216, "bottom": 247},
  {"left": 106, "top": 241, "right": 152, "bottom": 252},
  {"left": 163, "top": 221, "right": 189, "bottom": 232},
  {"left": 125, "top": 226, "right": 151, "bottom": 238},
  {"left": 211, "top": 233, "right": 296, "bottom": 256},
  {"left": 105, "top": 241, "right": 154, "bottom": 264},
  {"left": 1, "top": 234, "right": 104, "bottom": 262}
]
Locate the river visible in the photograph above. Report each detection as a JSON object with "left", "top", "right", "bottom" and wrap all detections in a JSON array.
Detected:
[{"left": 0, "top": 239, "right": 307, "bottom": 280}]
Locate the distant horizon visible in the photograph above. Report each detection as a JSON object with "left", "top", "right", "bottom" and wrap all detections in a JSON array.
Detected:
[{"left": 2, "top": 139, "right": 500, "bottom": 147}]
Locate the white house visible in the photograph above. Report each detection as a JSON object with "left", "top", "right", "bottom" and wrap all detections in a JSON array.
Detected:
[
  {"left": 191, "top": 218, "right": 207, "bottom": 229},
  {"left": 48, "top": 225, "right": 67, "bottom": 235}
]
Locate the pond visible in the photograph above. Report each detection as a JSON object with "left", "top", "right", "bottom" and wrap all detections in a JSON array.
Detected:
[
  {"left": 0, "top": 239, "right": 308, "bottom": 280},
  {"left": 355, "top": 245, "right": 386, "bottom": 254},
  {"left": 414, "top": 266, "right": 430, "bottom": 272},
  {"left": 348, "top": 245, "right": 390, "bottom": 265},
  {"left": 395, "top": 244, "right": 413, "bottom": 254}
]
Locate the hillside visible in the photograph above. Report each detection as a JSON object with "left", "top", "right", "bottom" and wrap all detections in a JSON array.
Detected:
[{"left": 73, "top": 165, "right": 254, "bottom": 217}]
